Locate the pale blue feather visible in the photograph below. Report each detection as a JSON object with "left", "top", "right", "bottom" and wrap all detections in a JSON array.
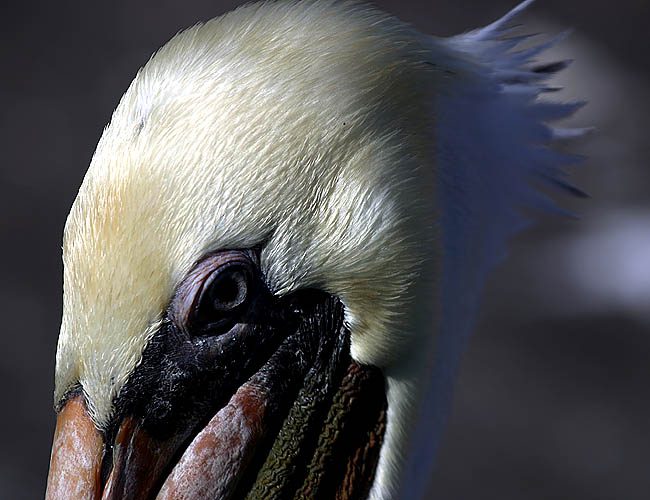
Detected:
[{"left": 399, "top": 1, "right": 587, "bottom": 498}]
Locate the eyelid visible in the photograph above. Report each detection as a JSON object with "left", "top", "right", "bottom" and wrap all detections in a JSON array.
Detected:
[
  {"left": 170, "top": 250, "right": 254, "bottom": 335},
  {"left": 196, "top": 263, "right": 249, "bottom": 314}
]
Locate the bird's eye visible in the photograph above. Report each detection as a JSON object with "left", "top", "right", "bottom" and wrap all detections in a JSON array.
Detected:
[
  {"left": 201, "top": 264, "right": 249, "bottom": 313},
  {"left": 192, "top": 263, "right": 251, "bottom": 333},
  {"left": 171, "top": 251, "right": 256, "bottom": 336}
]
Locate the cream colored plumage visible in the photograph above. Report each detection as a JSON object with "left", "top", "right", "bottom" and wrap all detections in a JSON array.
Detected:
[{"left": 53, "top": 1, "right": 583, "bottom": 498}]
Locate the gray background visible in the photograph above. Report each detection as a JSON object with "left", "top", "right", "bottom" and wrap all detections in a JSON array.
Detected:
[{"left": 2, "top": 0, "right": 649, "bottom": 498}]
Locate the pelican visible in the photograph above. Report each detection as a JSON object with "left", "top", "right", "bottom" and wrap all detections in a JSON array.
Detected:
[{"left": 45, "top": 1, "right": 585, "bottom": 498}]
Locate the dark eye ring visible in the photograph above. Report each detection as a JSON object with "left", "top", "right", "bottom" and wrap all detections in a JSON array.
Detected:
[
  {"left": 192, "top": 262, "right": 251, "bottom": 333},
  {"left": 170, "top": 250, "right": 258, "bottom": 336},
  {"left": 200, "top": 264, "right": 249, "bottom": 313}
]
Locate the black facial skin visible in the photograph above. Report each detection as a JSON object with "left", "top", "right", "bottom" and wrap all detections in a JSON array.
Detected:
[
  {"left": 82, "top": 249, "right": 387, "bottom": 499},
  {"left": 107, "top": 265, "right": 291, "bottom": 442},
  {"left": 98, "top": 251, "right": 341, "bottom": 485}
]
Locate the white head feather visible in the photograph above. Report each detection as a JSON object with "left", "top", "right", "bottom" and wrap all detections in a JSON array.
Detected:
[{"left": 54, "top": 1, "right": 583, "bottom": 498}]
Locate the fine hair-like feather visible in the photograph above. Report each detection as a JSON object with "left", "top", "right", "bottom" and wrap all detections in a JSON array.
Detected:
[{"left": 400, "top": 1, "right": 587, "bottom": 498}]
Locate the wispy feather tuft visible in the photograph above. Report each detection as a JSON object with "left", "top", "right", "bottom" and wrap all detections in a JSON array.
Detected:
[{"left": 401, "top": 1, "right": 587, "bottom": 498}]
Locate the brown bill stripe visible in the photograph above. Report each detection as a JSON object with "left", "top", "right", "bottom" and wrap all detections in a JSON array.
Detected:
[
  {"left": 241, "top": 301, "right": 349, "bottom": 500},
  {"left": 238, "top": 298, "right": 387, "bottom": 500},
  {"left": 294, "top": 361, "right": 386, "bottom": 500}
]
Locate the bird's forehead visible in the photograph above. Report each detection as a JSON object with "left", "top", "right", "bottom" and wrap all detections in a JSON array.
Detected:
[{"left": 55, "top": 0, "right": 438, "bottom": 427}]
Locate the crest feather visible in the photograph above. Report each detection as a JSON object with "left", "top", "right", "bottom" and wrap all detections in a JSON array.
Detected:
[{"left": 399, "top": 1, "right": 587, "bottom": 497}]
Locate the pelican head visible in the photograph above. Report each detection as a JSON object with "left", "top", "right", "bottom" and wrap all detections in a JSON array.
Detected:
[{"left": 46, "top": 1, "right": 584, "bottom": 499}]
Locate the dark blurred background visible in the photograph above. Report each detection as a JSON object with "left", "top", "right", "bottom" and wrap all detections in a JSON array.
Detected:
[{"left": 1, "top": 1, "right": 648, "bottom": 498}]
